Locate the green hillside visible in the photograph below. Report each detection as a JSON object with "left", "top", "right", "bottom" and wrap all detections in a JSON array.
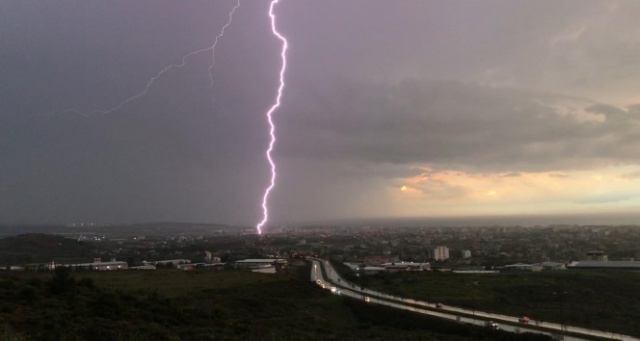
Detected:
[
  {"left": 342, "top": 265, "right": 640, "bottom": 337},
  {"left": 0, "top": 234, "right": 98, "bottom": 265},
  {"left": 0, "top": 263, "right": 549, "bottom": 340}
]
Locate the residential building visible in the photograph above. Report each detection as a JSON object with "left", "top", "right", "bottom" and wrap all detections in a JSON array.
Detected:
[{"left": 430, "top": 246, "right": 450, "bottom": 261}]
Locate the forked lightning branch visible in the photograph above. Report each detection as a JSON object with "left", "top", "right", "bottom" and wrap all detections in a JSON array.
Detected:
[{"left": 52, "top": 0, "right": 288, "bottom": 235}]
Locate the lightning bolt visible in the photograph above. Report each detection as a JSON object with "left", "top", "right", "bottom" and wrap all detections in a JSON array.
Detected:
[
  {"left": 48, "top": 0, "right": 286, "bottom": 234},
  {"left": 256, "top": 0, "right": 288, "bottom": 235},
  {"left": 208, "top": 0, "right": 241, "bottom": 88},
  {"left": 55, "top": 0, "right": 240, "bottom": 117}
]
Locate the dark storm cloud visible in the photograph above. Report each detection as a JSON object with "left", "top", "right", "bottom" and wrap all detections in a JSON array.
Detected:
[
  {"left": 0, "top": 0, "right": 280, "bottom": 225},
  {"left": 278, "top": 78, "right": 640, "bottom": 173},
  {"left": 2, "top": 0, "right": 640, "bottom": 225}
]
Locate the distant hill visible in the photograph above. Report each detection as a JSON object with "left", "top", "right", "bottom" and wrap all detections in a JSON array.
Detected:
[{"left": 0, "top": 222, "right": 242, "bottom": 237}]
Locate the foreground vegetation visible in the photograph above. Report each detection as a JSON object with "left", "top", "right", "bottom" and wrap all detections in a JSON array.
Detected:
[
  {"left": 0, "top": 263, "right": 551, "bottom": 340},
  {"left": 334, "top": 262, "right": 640, "bottom": 337}
]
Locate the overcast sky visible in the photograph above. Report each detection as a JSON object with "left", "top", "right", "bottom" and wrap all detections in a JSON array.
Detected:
[{"left": 2, "top": 0, "right": 640, "bottom": 228}]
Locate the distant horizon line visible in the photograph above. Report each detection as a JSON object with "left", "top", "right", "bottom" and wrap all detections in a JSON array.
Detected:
[{"left": 4, "top": 211, "right": 640, "bottom": 228}]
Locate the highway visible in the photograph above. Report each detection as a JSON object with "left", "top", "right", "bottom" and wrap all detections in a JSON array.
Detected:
[{"left": 310, "top": 259, "right": 639, "bottom": 341}]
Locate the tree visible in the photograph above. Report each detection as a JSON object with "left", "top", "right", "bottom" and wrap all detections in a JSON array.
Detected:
[{"left": 49, "top": 266, "right": 76, "bottom": 294}]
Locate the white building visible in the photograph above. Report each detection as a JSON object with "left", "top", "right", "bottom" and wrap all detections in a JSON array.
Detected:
[
  {"left": 430, "top": 246, "right": 450, "bottom": 261},
  {"left": 501, "top": 263, "right": 543, "bottom": 272},
  {"left": 130, "top": 264, "right": 156, "bottom": 270},
  {"left": 146, "top": 259, "right": 192, "bottom": 267},
  {"left": 234, "top": 258, "right": 287, "bottom": 270},
  {"left": 380, "top": 261, "right": 430, "bottom": 272},
  {"left": 362, "top": 266, "right": 386, "bottom": 275},
  {"left": 540, "top": 262, "right": 566, "bottom": 270},
  {"left": 567, "top": 261, "right": 640, "bottom": 270},
  {"left": 343, "top": 262, "right": 361, "bottom": 272},
  {"left": 61, "top": 260, "right": 128, "bottom": 271}
]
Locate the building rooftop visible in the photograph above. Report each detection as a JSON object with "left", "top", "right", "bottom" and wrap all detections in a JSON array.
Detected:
[
  {"left": 568, "top": 261, "right": 640, "bottom": 269},
  {"left": 235, "top": 259, "right": 287, "bottom": 263},
  {"left": 64, "top": 261, "right": 127, "bottom": 267}
]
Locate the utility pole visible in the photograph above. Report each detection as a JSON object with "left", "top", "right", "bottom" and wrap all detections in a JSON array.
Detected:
[{"left": 554, "top": 290, "right": 568, "bottom": 335}]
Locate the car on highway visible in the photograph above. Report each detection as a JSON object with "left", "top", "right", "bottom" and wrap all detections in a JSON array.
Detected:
[
  {"left": 435, "top": 303, "right": 443, "bottom": 309},
  {"left": 484, "top": 321, "right": 499, "bottom": 330},
  {"left": 519, "top": 316, "right": 530, "bottom": 324}
]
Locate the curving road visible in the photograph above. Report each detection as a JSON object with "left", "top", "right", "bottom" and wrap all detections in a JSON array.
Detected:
[{"left": 310, "top": 259, "right": 639, "bottom": 341}]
